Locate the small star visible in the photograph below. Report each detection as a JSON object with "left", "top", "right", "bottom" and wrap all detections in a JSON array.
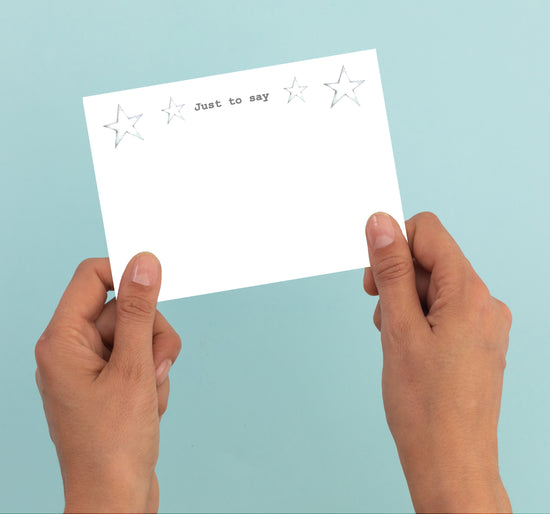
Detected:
[
  {"left": 162, "top": 97, "right": 185, "bottom": 124},
  {"left": 324, "top": 66, "right": 365, "bottom": 107},
  {"left": 284, "top": 77, "right": 308, "bottom": 103},
  {"left": 104, "top": 104, "right": 143, "bottom": 148}
]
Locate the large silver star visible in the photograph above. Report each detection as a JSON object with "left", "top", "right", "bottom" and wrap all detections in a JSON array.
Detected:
[
  {"left": 284, "top": 77, "right": 307, "bottom": 103},
  {"left": 162, "top": 97, "right": 185, "bottom": 123},
  {"left": 324, "top": 66, "right": 365, "bottom": 107},
  {"left": 104, "top": 104, "right": 143, "bottom": 148}
]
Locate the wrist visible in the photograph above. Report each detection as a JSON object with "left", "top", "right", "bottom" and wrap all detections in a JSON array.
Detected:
[
  {"left": 62, "top": 459, "right": 151, "bottom": 513},
  {"left": 398, "top": 444, "right": 511, "bottom": 513},
  {"left": 406, "top": 463, "right": 509, "bottom": 513}
]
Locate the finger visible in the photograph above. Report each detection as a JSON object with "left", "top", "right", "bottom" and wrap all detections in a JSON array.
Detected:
[
  {"left": 406, "top": 212, "right": 469, "bottom": 276},
  {"left": 110, "top": 252, "right": 162, "bottom": 376},
  {"left": 366, "top": 213, "right": 428, "bottom": 337},
  {"left": 492, "top": 297, "right": 513, "bottom": 334},
  {"left": 49, "top": 258, "right": 113, "bottom": 327},
  {"left": 363, "top": 267, "right": 378, "bottom": 295},
  {"left": 35, "top": 368, "right": 43, "bottom": 396},
  {"left": 157, "top": 377, "right": 170, "bottom": 419},
  {"left": 368, "top": 264, "right": 430, "bottom": 331},
  {"left": 96, "top": 299, "right": 182, "bottom": 381},
  {"left": 405, "top": 212, "right": 476, "bottom": 305},
  {"left": 414, "top": 261, "right": 432, "bottom": 311},
  {"left": 365, "top": 261, "right": 431, "bottom": 305},
  {"left": 373, "top": 300, "right": 381, "bottom": 331},
  {"left": 95, "top": 298, "right": 117, "bottom": 347}
]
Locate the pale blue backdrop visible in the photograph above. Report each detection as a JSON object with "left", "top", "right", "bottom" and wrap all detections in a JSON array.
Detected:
[{"left": 1, "top": 1, "right": 549, "bottom": 512}]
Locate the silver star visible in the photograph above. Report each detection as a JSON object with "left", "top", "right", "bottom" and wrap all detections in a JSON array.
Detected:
[
  {"left": 162, "top": 97, "right": 185, "bottom": 124},
  {"left": 104, "top": 104, "right": 143, "bottom": 148},
  {"left": 324, "top": 66, "right": 365, "bottom": 107},
  {"left": 284, "top": 77, "right": 308, "bottom": 103}
]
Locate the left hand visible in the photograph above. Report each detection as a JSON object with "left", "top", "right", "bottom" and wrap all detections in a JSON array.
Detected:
[{"left": 35, "top": 253, "right": 182, "bottom": 513}]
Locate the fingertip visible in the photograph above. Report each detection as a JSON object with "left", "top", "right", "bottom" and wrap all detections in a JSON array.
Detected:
[
  {"left": 155, "top": 359, "right": 172, "bottom": 387},
  {"left": 137, "top": 251, "right": 161, "bottom": 265},
  {"left": 366, "top": 211, "right": 394, "bottom": 228},
  {"left": 366, "top": 212, "right": 426, "bottom": 338},
  {"left": 366, "top": 212, "right": 396, "bottom": 252},
  {"left": 129, "top": 252, "right": 162, "bottom": 287}
]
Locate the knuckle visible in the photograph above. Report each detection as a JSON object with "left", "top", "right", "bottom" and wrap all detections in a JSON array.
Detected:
[
  {"left": 34, "top": 332, "right": 52, "bottom": 369},
  {"left": 75, "top": 258, "right": 96, "bottom": 276},
  {"left": 174, "top": 331, "right": 183, "bottom": 354},
  {"left": 503, "top": 308, "right": 513, "bottom": 331},
  {"left": 373, "top": 254, "right": 412, "bottom": 286},
  {"left": 418, "top": 211, "right": 439, "bottom": 223},
  {"left": 493, "top": 298, "right": 513, "bottom": 329},
  {"left": 415, "top": 211, "right": 441, "bottom": 227},
  {"left": 118, "top": 294, "right": 156, "bottom": 322},
  {"left": 465, "top": 274, "right": 492, "bottom": 310},
  {"left": 373, "top": 308, "right": 381, "bottom": 332},
  {"left": 500, "top": 301, "right": 513, "bottom": 327}
]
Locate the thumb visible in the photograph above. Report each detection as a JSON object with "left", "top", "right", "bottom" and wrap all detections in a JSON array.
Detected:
[
  {"left": 366, "top": 213, "right": 426, "bottom": 336},
  {"left": 111, "top": 252, "right": 162, "bottom": 376}
]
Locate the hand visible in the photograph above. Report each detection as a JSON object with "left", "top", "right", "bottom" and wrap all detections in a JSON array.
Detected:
[
  {"left": 363, "top": 212, "right": 512, "bottom": 513},
  {"left": 35, "top": 253, "right": 182, "bottom": 513}
]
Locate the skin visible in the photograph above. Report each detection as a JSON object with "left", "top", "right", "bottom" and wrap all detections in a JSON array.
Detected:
[
  {"left": 363, "top": 212, "right": 512, "bottom": 513},
  {"left": 35, "top": 252, "right": 181, "bottom": 513},
  {"left": 35, "top": 212, "right": 512, "bottom": 513}
]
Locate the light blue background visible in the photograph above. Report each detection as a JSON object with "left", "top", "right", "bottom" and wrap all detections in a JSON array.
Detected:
[{"left": 1, "top": 1, "right": 549, "bottom": 512}]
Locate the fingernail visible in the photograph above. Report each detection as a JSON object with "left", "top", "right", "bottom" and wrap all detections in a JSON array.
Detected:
[
  {"left": 367, "top": 213, "right": 395, "bottom": 250},
  {"left": 156, "top": 359, "right": 172, "bottom": 386},
  {"left": 131, "top": 252, "right": 159, "bottom": 286}
]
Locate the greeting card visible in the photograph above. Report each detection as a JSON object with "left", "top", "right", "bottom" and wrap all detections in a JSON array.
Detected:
[{"left": 83, "top": 49, "right": 405, "bottom": 301}]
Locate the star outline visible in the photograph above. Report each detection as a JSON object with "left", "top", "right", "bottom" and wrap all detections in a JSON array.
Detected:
[
  {"left": 162, "top": 97, "right": 185, "bottom": 124},
  {"left": 324, "top": 66, "right": 365, "bottom": 108},
  {"left": 103, "top": 104, "right": 143, "bottom": 148},
  {"left": 284, "top": 77, "right": 308, "bottom": 103}
]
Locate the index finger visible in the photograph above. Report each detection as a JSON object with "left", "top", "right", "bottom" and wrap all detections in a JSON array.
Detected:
[
  {"left": 405, "top": 212, "right": 468, "bottom": 274},
  {"left": 52, "top": 258, "right": 114, "bottom": 325},
  {"left": 405, "top": 212, "right": 480, "bottom": 307}
]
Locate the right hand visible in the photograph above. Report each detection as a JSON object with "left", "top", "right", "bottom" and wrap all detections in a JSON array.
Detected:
[{"left": 363, "top": 212, "right": 512, "bottom": 513}]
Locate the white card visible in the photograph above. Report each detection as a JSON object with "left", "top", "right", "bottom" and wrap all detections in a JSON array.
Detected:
[{"left": 83, "top": 49, "right": 405, "bottom": 302}]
